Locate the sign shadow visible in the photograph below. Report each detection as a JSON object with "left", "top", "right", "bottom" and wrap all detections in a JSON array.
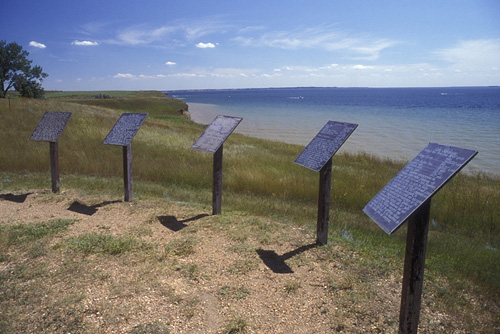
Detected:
[
  {"left": 256, "top": 243, "right": 318, "bottom": 274},
  {"left": 158, "top": 214, "right": 209, "bottom": 232},
  {"left": 0, "top": 193, "right": 33, "bottom": 203},
  {"left": 67, "top": 200, "right": 121, "bottom": 216}
]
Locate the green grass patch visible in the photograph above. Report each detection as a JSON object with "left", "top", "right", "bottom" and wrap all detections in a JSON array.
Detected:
[
  {"left": 0, "top": 219, "right": 75, "bottom": 258},
  {"left": 65, "top": 233, "right": 139, "bottom": 255}
]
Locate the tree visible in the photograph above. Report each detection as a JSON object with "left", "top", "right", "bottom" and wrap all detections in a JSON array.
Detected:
[{"left": 0, "top": 40, "right": 48, "bottom": 98}]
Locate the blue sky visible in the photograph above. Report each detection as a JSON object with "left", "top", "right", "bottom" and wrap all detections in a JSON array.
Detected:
[{"left": 2, "top": 0, "right": 499, "bottom": 90}]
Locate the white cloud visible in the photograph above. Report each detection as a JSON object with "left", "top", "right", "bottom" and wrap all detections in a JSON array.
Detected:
[
  {"left": 170, "top": 73, "right": 199, "bottom": 78},
  {"left": 238, "top": 25, "right": 266, "bottom": 33},
  {"left": 113, "top": 73, "right": 136, "bottom": 79},
  {"left": 433, "top": 39, "right": 500, "bottom": 68},
  {"left": 72, "top": 40, "right": 99, "bottom": 46},
  {"left": 234, "top": 26, "right": 398, "bottom": 60},
  {"left": 165, "top": 61, "right": 176, "bottom": 66},
  {"left": 29, "top": 41, "right": 46, "bottom": 49},
  {"left": 196, "top": 42, "right": 216, "bottom": 49},
  {"left": 116, "top": 25, "right": 177, "bottom": 46},
  {"left": 352, "top": 64, "right": 374, "bottom": 70},
  {"left": 110, "top": 19, "right": 229, "bottom": 47},
  {"left": 319, "top": 64, "right": 339, "bottom": 70}
]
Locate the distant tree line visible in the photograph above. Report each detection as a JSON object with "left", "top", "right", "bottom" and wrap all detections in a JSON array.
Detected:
[{"left": 0, "top": 40, "right": 48, "bottom": 99}]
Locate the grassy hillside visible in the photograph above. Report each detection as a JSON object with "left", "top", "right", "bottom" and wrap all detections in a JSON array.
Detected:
[{"left": 0, "top": 91, "right": 499, "bottom": 332}]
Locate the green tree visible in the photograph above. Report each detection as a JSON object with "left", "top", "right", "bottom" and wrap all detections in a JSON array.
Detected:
[{"left": 0, "top": 40, "right": 48, "bottom": 98}]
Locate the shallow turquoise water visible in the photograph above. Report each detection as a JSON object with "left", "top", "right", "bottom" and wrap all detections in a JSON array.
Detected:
[{"left": 171, "top": 87, "right": 500, "bottom": 176}]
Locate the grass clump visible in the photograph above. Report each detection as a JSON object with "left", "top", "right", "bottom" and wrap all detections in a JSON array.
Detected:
[
  {"left": 283, "top": 280, "right": 301, "bottom": 294},
  {"left": 65, "top": 233, "right": 139, "bottom": 255},
  {"left": 164, "top": 237, "right": 197, "bottom": 257},
  {"left": 223, "top": 317, "right": 248, "bottom": 334},
  {"left": 128, "top": 320, "right": 169, "bottom": 334},
  {"left": 177, "top": 263, "right": 200, "bottom": 281},
  {"left": 219, "top": 286, "right": 250, "bottom": 300},
  {"left": 0, "top": 219, "right": 75, "bottom": 260},
  {"left": 0, "top": 219, "right": 75, "bottom": 246}
]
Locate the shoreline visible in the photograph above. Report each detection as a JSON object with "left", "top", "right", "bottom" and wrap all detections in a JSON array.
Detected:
[{"left": 187, "top": 101, "right": 498, "bottom": 177}]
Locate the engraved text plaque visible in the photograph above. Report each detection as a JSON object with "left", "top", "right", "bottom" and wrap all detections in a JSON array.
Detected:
[
  {"left": 295, "top": 121, "right": 358, "bottom": 172},
  {"left": 363, "top": 143, "right": 477, "bottom": 234},
  {"left": 103, "top": 113, "right": 148, "bottom": 146},
  {"left": 192, "top": 115, "right": 242, "bottom": 153},
  {"left": 30, "top": 111, "right": 72, "bottom": 142}
]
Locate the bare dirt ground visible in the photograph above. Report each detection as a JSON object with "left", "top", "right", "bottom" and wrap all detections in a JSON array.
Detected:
[{"left": 0, "top": 189, "right": 492, "bottom": 333}]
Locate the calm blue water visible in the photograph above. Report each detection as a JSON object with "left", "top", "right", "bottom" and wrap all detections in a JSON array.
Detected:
[{"left": 169, "top": 87, "right": 500, "bottom": 176}]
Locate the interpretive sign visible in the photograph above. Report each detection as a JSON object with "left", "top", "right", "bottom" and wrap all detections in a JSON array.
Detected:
[
  {"left": 295, "top": 120, "right": 358, "bottom": 244},
  {"left": 363, "top": 142, "right": 477, "bottom": 334},
  {"left": 191, "top": 115, "right": 243, "bottom": 153},
  {"left": 363, "top": 142, "right": 478, "bottom": 235},
  {"left": 30, "top": 111, "right": 72, "bottom": 142},
  {"left": 30, "top": 111, "right": 72, "bottom": 193},
  {"left": 192, "top": 115, "right": 243, "bottom": 215},
  {"left": 103, "top": 113, "right": 148, "bottom": 202},
  {"left": 294, "top": 121, "right": 358, "bottom": 172},
  {"left": 103, "top": 113, "right": 148, "bottom": 146}
]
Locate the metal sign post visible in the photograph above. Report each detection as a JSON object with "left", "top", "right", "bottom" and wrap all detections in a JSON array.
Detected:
[
  {"left": 103, "top": 113, "right": 148, "bottom": 202},
  {"left": 363, "top": 143, "right": 477, "bottom": 333},
  {"left": 30, "top": 111, "right": 72, "bottom": 193},
  {"left": 192, "top": 115, "right": 243, "bottom": 215},
  {"left": 212, "top": 145, "right": 223, "bottom": 215},
  {"left": 123, "top": 144, "right": 133, "bottom": 202},
  {"left": 399, "top": 198, "right": 431, "bottom": 334},
  {"left": 317, "top": 157, "right": 333, "bottom": 244},
  {"left": 49, "top": 142, "right": 60, "bottom": 193},
  {"left": 295, "top": 121, "right": 358, "bottom": 244}
]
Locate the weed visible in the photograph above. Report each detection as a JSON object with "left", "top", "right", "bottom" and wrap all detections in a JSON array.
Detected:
[
  {"left": 219, "top": 286, "right": 250, "bottom": 300},
  {"left": 128, "top": 320, "right": 169, "bottom": 334},
  {"left": 177, "top": 263, "right": 200, "bottom": 281},
  {"left": 283, "top": 280, "right": 301, "bottom": 294},
  {"left": 223, "top": 316, "right": 248, "bottom": 333}
]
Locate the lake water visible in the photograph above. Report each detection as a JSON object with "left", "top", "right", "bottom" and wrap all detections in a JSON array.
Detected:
[{"left": 169, "top": 87, "right": 500, "bottom": 176}]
